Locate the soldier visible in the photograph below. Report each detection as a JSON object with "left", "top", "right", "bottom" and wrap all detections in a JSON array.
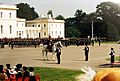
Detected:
[
  {"left": 83, "top": 43, "right": 89, "bottom": 61},
  {"left": 11, "top": 41, "right": 14, "bottom": 49},
  {"left": 56, "top": 44, "right": 61, "bottom": 64}
]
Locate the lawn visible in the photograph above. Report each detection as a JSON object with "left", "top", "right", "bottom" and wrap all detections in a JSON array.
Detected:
[
  {"left": 95, "top": 41, "right": 117, "bottom": 44},
  {"left": 106, "top": 56, "right": 120, "bottom": 62},
  {"left": 34, "top": 67, "right": 84, "bottom": 81}
]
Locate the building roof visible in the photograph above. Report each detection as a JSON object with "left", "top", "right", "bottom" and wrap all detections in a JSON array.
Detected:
[
  {"left": 26, "top": 18, "right": 64, "bottom": 23},
  {"left": 0, "top": 3, "right": 18, "bottom": 10},
  {"left": 16, "top": 18, "right": 26, "bottom": 22}
]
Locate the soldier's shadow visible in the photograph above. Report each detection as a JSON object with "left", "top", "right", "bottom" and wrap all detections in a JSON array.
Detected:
[
  {"left": 98, "top": 63, "right": 111, "bottom": 68},
  {"left": 44, "top": 62, "right": 57, "bottom": 64},
  {"left": 34, "top": 59, "right": 46, "bottom": 61},
  {"left": 73, "top": 59, "right": 85, "bottom": 61}
]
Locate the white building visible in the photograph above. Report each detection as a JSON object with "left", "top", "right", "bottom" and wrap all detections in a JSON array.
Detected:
[
  {"left": 26, "top": 17, "right": 65, "bottom": 38},
  {"left": 16, "top": 18, "right": 26, "bottom": 38},
  {"left": 0, "top": 3, "right": 65, "bottom": 39},
  {"left": 0, "top": 3, "right": 18, "bottom": 38}
]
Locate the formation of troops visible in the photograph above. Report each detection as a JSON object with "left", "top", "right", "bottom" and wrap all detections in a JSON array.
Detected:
[{"left": 0, "top": 37, "right": 92, "bottom": 49}]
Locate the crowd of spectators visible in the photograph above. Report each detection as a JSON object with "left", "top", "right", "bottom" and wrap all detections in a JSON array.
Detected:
[{"left": 0, "top": 64, "right": 40, "bottom": 81}]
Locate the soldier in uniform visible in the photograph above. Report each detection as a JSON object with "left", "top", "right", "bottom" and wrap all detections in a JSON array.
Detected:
[
  {"left": 83, "top": 43, "right": 89, "bottom": 61},
  {"left": 56, "top": 44, "right": 61, "bottom": 64}
]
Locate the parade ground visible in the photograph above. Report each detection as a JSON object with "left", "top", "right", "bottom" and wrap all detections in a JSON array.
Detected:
[{"left": 0, "top": 43, "right": 120, "bottom": 71}]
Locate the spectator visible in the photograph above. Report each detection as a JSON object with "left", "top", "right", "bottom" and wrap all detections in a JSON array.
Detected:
[
  {"left": 0, "top": 65, "right": 5, "bottom": 81},
  {"left": 22, "top": 66, "right": 29, "bottom": 81},
  {"left": 28, "top": 67, "right": 36, "bottom": 81},
  {"left": 109, "top": 48, "right": 115, "bottom": 67}
]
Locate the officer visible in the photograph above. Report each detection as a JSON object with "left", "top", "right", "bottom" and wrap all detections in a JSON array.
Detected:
[
  {"left": 56, "top": 44, "right": 61, "bottom": 64},
  {"left": 83, "top": 43, "right": 89, "bottom": 61}
]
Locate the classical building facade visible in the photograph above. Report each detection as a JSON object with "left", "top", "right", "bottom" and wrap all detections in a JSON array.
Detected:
[
  {"left": 0, "top": 3, "right": 18, "bottom": 38},
  {"left": 26, "top": 17, "right": 65, "bottom": 38},
  {"left": 0, "top": 3, "right": 65, "bottom": 39}
]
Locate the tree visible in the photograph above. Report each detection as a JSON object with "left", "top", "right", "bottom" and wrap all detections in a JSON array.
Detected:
[
  {"left": 74, "top": 9, "right": 86, "bottom": 20},
  {"left": 106, "top": 22, "right": 119, "bottom": 41},
  {"left": 96, "top": 1, "right": 120, "bottom": 40},
  {"left": 55, "top": 15, "right": 65, "bottom": 20},
  {"left": 65, "top": 26, "right": 81, "bottom": 38},
  {"left": 65, "top": 9, "right": 87, "bottom": 38},
  {"left": 74, "top": 9, "right": 86, "bottom": 34},
  {"left": 17, "top": 3, "right": 39, "bottom": 20}
]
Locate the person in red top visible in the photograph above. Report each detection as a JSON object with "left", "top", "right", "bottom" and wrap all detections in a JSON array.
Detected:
[
  {"left": 9, "top": 69, "right": 16, "bottom": 81},
  {"left": 22, "top": 66, "right": 29, "bottom": 81}
]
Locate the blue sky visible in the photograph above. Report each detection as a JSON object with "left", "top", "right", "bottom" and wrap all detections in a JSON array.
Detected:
[{"left": 0, "top": 0, "right": 120, "bottom": 18}]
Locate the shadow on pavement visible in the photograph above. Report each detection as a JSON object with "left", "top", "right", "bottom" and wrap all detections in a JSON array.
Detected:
[
  {"left": 98, "top": 63, "right": 112, "bottom": 68},
  {"left": 98, "top": 63, "right": 120, "bottom": 68},
  {"left": 73, "top": 59, "right": 85, "bottom": 61},
  {"left": 44, "top": 62, "right": 57, "bottom": 64}
]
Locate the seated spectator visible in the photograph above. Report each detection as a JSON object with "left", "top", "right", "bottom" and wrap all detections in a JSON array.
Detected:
[
  {"left": 0, "top": 65, "right": 5, "bottom": 81},
  {"left": 5, "top": 64, "right": 11, "bottom": 79},
  {"left": 28, "top": 67, "right": 36, "bottom": 81},
  {"left": 22, "top": 66, "right": 29, "bottom": 81},
  {"left": 16, "top": 72, "right": 22, "bottom": 81},
  {"left": 9, "top": 69, "right": 16, "bottom": 81}
]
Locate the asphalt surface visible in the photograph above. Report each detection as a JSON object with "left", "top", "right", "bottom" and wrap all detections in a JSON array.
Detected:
[{"left": 0, "top": 44, "right": 120, "bottom": 71}]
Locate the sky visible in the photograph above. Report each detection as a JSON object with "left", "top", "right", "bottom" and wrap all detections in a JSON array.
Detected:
[{"left": 0, "top": 0, "right": 120, "bottom": 18}]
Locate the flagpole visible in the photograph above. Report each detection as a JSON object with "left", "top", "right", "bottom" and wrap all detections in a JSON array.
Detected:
[{"left": 91, "top": 21, "right": 93, "bottom": 40}]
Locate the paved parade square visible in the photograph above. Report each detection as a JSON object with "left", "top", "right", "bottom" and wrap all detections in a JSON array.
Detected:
[{"left": 0, "top": 44, "right": 120, "bottom": 71}]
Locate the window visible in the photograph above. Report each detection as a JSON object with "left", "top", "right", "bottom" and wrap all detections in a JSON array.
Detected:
[
  {"left": 44, "top": 32, "right": 46, "bottom": 36},
  {"left": 1, "top": 25, "right": 3, "bottom": 34},
  {"left": 51, "top": 31, "right": 53, "bottom": 35},
  {"left": 0, "top": 12, "right": 2, "bottom": 18},
  {"left": 38, "top": 25, "right": 40, "bottom": 27},
  {"left": 22, "top": 31, "right": 23, "bottom": 36},
  {"left": 10, "top": 25, "right": 12, "bottom": 34},
  {"left": 55, "top": 31, "right": 57, "bottom": 34},
  {"left": 60, "top": 31, "right": 61, "bottom": 35},
  {"left": 51, "top": 24, "right": 53, "bottom": 27},
  {"left": 16, "top": 23, "right": 18, "bottom": 27},
  {"left": 32, "top": 25, "right": 34, "bottom": 27},
  {"left": 44, "top": 24, "right": 46, "bottom": 27},
  {"left": 9, "top": 13, "right": 11, "bottom": 18},
  {"left": 17, "top": 31, "right": 18, "bottom": 36}
]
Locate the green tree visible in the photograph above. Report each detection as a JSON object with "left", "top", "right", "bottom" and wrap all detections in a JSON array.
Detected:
[
  {"left": 65, "top": 26, "right": 81, "bottom": 38},
  {"left": 106, "top": 22, "right": 119, "bottom": 41},
  {"left": 55, "top": 15, "right": 65, "bottom": 20},
  {"left": 65, "top": 9, "right": 86, "bottom": 38},
  {"left": 96, "top": 1, "right": 120, "bottom": 40},
  {"left": 74, "top": 9, "right": 86, "bottom": 27},
  {"left": 17, "top": 3, "right": 39, "bottom": 20}
]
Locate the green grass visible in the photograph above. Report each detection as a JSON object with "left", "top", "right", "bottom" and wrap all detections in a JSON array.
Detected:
[
  {"left": 34, "top": 67, "right": 83, "bottom": 81},
  {"left": 114, "top": 56, "right": 120, "bottom": 61},
  {"left": 100, "top": 41, "right": 117, "bottom": 44},
  {"left": 106, "top": 56, "right": 120, "bottom": 61}
]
